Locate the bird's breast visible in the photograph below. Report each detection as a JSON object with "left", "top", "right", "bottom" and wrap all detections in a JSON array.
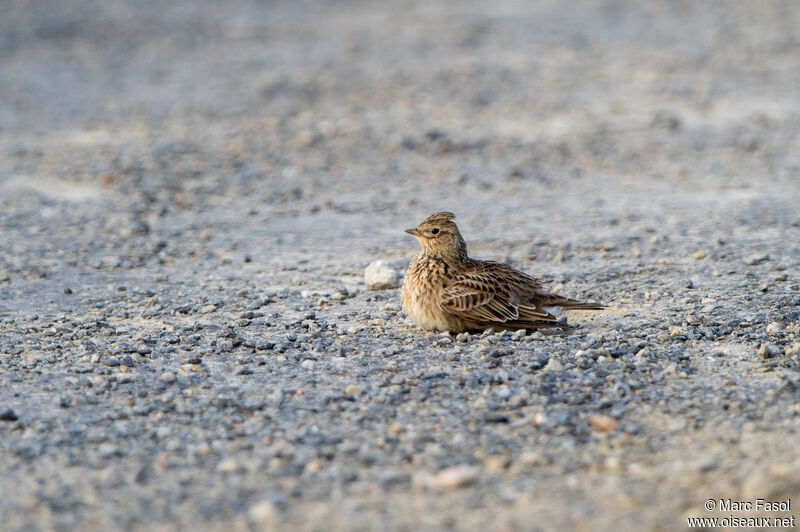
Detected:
[{"left": 401, "top": 257, "right": 459, "bottom": 332}]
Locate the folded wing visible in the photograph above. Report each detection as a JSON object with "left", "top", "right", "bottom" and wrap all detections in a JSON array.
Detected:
[{"left": 440, "top": 262, "right": 565, "bottom": 328}]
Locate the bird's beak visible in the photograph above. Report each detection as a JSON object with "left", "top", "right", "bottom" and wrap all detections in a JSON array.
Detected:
[{"left": 405, "top": 228, "right": 422, "bottom": 237}]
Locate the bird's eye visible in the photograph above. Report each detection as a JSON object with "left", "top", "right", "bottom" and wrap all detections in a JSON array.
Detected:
[{"left": 431, "top": 228, "right": 440, "bottom": 235}]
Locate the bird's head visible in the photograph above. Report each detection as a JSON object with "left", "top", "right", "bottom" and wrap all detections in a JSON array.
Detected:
[{"left": 405, "top": 212, "right": 467, "bottom": 263}]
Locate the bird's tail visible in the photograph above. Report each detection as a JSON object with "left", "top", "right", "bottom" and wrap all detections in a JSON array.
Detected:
[{"left": 539, "top": 292, "right": 606, "bottom": 310}]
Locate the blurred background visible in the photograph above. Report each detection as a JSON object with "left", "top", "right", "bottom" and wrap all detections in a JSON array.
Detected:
[{"left": 2, "top": 0, "right": 798, "bottom": 236}]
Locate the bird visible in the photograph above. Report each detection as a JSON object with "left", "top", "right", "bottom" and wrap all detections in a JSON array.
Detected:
[{"left": 401, "top": 212, "right": 604, "bottom": 332}]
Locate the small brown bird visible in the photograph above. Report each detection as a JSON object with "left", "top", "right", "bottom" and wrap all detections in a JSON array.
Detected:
[{"left": 401, "top": 212, "right": 604, "bottom": 332}]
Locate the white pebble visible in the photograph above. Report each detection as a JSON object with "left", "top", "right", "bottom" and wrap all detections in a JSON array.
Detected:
[
  {"left": 216, "top": 457, "right": 240, "bottom": 473},
  {"left": 248, "top": 500, "right": 277, "bottom": 525},
  {"left": 766, "top": 322, "right": 783, "bottom": 335},
  {"left": 419, "top": 465, "right": 478, "bottom": 490},
  {"left": 364, "top": 260, "right": 400, "bottom": 290}
]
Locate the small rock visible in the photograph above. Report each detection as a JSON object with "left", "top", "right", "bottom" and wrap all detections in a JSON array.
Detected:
[
  {"left": 199, "top": 304, "right": 217, "bottom": 314},
  {"left": 765, "top": 322, "right": 783, "bottom": 336},
  {"left": 495, "top": 387, "right": 512, "bottom": 400},
  {"left": 304, "top": 458, "right": 324, "bottom": 473},
  {"left": 0, "top": 409, "right": 19, "bottom": 421},
  {"left": 527, "top": 352, "right": 550, "bottom": 370},
  {"left": 364, "top": 260, "right": 400, "bottom": 290},
  {"left": 669, "top": 326, "right": 687, "bottom": 338},
  {"left": 603, "top": 456, "right": 622, "bottom": 473},
  {"left": 692, "top": 250, "right": 708, "bottom": 260},
  {"left": 217, "top": 457, "right": 240, "bottom": 473},
  {"left": 102, "top": 357, "right": 121, "bottom": 367},
  {"left": 160, "top": 372, "right": 177, "bottom": 383},
  {"left": 485, "top": 455, "right": 509, "bottom": 473},
  {"left": 590, "top": 414, "right": 619, "bottom": 433},
  {"left": 757, "top": 344, "right": 777, "bottom": 358},
  {"left": 421, "top": 465, "right": 479, "bottom": 490},
  {"left": 509, "top": 393, "right": 528, "bottom": 407},
  {"left": 533, "top": 412, "right": 549, "bottom": 426},
  {"left": 542, "top": 358, "right": 563, "bottom": 372},
  {"left": 743, "top": 253, "right": 769, "bottom": 266},
  {"left": 330, "top": 291, "right": 347, "bottom": 301},
  {"left": 345, "top": 384, "right": 363, "bottom": 396},
  {"left": 248, "top": 500, "right": 277, "bottom": 526},
  {"left": 301, "top": 360, "right": 315, "bottom": 370},
  {"left": 518, "top": 451, "right": 547, "bottom": 467}
]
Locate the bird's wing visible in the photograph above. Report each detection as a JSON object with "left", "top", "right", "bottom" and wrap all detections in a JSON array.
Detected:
[{"left": 440, "top": 263, "right": 560, "bottom": 327}]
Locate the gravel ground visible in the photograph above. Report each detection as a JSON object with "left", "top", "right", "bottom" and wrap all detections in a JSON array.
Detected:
[{"left": 2, "top": 1, "right": 800, "bottom": 530}]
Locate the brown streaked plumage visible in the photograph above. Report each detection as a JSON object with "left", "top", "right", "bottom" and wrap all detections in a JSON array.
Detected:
[{"left": 401, "top": 212, "right": 604, "bottom": 332}]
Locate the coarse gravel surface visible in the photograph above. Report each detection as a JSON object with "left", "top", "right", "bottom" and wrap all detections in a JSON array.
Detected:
[{"left": 2, "top": 1, "right": 800, "bottom": 531}]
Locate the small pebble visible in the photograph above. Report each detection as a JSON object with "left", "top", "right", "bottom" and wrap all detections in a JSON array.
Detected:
[
  {"left": 543, "top": 358, "right": 563, "bottom": 372},
  {"left": 364, "top": 260, "right": 400, "bottom": 290},
  {"left": 669, "top": 326, "right": 687, "bottom": 338},
  {"left": 216, "top": 458, "right": 240, "bottom": 473},
  {"left": 248, "top": 500, "right": 277, "bottom": 526},
  {"left": 743, "top": 254, "right": 769, "bottom": 266},
  {"left": 345, "top": 384, "right": 363, "bottom": 396},
  {"left": 419, "top": 465, "right": 479, "bottom": 491},
  {"left": 590, "top": 414, "right": 619, "bottom": 433},
  {"left": 518, "top": 451, "right": 547, "bottom": 467},
  {"left": 765, "top": 322, "right": 783, "bottom": 336},
  {"left": 757, "top": 344, "right": 777, "bottom": 358},
  {"left": 0, "top": 409, "right": 19, "bottom": 421}
]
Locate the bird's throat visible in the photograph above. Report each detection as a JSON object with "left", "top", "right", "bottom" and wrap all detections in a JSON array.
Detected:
[{"left": 421, "top": 238, "right": 468, "bottom": 267}]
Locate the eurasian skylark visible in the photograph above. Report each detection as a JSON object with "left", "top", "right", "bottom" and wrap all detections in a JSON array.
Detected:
[{"left": 401, "top": 212, "right": 604, "bottom": 332}]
